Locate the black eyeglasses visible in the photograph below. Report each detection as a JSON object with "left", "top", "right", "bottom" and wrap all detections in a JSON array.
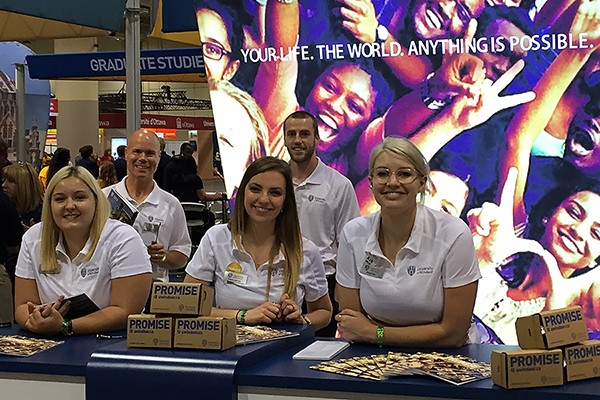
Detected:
[{"left": 201, "top": 41, "right": 231, "bottom": 61}]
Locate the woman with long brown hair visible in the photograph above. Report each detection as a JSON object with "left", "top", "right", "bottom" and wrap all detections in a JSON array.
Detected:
[{"left": 185, "top": 157, "right": 331, "bottom": 329}]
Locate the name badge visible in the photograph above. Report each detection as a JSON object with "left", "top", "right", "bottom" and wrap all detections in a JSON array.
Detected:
[
  {"left": 225, "top": 271, "right": 248, "bottom": 285},
  {"left": 359, "top": 254, "right": 385, "bottom": 279}
]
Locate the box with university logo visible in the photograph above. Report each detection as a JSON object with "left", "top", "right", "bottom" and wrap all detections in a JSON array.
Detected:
[
  {"left": 149, "top": 282, "right": 213, "bottom": 316},
  {"left": 516, "top": 306, "right": 588, "bottom": 349},
  {"left": 173, "top": 317, "right": 236, "bottom": 350},
  {"left": 564, "top": 340, "right": 600, "bottom": 382},
  {"left": 127, "top": 314, "right": 173, "bottom": 349},
  {"left": 491, "top": 349, "right": 563, "bottom": 389}
]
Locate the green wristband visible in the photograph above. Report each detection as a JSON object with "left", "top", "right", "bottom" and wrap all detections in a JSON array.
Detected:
[
  {"left": 376, "top": 325, "right": 384, "bottom": 348},
  {"left": 239, "top": 309, "right": 248, "bottom": 325},
  {"left": 60, "top": 319, "right": 73, "bottom": 336}
]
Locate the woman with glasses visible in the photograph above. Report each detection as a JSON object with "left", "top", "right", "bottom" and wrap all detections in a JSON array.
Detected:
[
  {"left": 335, "top": 137, "right": 480, "bottom": 347},
  {"left": 196, "top": 0, "right": 242, "bottom": 83},
  {"left": 2, "top": 162, "right": 44, "bottom": 228}
]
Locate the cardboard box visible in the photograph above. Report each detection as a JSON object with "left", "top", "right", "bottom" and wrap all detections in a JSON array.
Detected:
[
  {"left": 150, "top": 282, "right": 213, "bottom": 316},
  {"left": 516, "top": 306, "right": 588, "bottom": 349},
  {"left": 173, "top": 317, "right": 236, "bottom": 350},
  {"left": 491, "top": 349, "right": 563, "bottom": 389},
  {"left": 564, "top": 340, "right": 600, "bottom": 382},
  {"left": 127, "top": 314, "right": 173, "bottom": 348}
]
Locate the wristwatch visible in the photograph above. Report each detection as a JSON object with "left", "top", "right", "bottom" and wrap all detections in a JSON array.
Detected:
[
  {"left": 420, "top": 72, "right": 450, "bottom": 110},
  {"left": 375, "top": 24, "right": 389, "bottom": 43}
]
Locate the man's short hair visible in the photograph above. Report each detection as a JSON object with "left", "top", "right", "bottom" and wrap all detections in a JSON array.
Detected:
[
  {"left": 180, "top": 142, "right": 194, "bottom": 156},
  {"left": 117, "top": 145, "right": 126, "bottom": 157},
  {"left": 158, "top": 137, "right": 166, "bottom": 152},
  {"left": 283, "top": 110, "right": 319, "bottom": 138},
  {"left": 80, "top": 145, "right": 94, "bottom": 159}
]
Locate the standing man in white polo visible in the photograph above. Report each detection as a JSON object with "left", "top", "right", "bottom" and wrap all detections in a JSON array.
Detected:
[
  {"left": 103, "top": 129, "right": 191, "bottom": 282},
  {"left": 284, "top": 111, "right": 360, "bottom": 336}
]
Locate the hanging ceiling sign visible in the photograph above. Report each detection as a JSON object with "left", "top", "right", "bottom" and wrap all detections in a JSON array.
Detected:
[{"left": 26, "top": 48, "right": 206, "bottom": 82}]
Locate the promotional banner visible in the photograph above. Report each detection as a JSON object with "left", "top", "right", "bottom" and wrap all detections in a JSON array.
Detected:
[{"left": 196, "top": 0, "right": 600, "bottom": 344}]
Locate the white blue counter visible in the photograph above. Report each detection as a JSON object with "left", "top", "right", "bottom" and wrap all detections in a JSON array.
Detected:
[{"left": 2, "top": 324, "right": 600, "bottom": 400}]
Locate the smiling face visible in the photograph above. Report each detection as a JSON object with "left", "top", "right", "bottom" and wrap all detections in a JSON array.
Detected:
[
  {"left": 564, "top": 112, "right": 600, "bottom": 175},
  {"left": 125, "top": 130, "right": 160, "bottom": 181},
  {"left": 50, "top": 176, "right": 96, "bottom": 236},
  {"left": 243, "top": 170, "right": 286, "bottom": 225},
  {"left": 541, "top": 191, "right": 600, "bottom": 273},
  {"left": 197, "top": 8, "right": 239, "bottom": 81},
  {"left": 412, "top": 0, "right": 485, "bottom": 40},
  {"left": 425, "top": 170, "right": 468, "bottom": 217},
  {"left": 370, "top": 151, "right": 426, "bottom": 213},
  {"left": 305, "top": 63, "right": 376, "bottom": 156},
  {"left": 284, "top": 117, "right": 318, "bottom": 164}
]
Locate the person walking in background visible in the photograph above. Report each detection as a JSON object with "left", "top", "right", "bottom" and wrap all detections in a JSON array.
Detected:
[
  {"left": 113, "top": 145, "right": 127, "bottom": 182},
  {"left": 39, "top": 147, "right": 71, "bottom": 191},
  {"left": 76, "top": 145, "right": 99, "bottom": 179},
  {"left": 97, "top": 161, "right": 118, "bottom": 189},
  {"left": 170, "top": 155, "right": 223, "bottom": 203},
  {"left": 154, "top": 137, "right": 171, "bottom": 190},
  {"left": 99, "top": 149, "right": 114, "bottom": 164}
]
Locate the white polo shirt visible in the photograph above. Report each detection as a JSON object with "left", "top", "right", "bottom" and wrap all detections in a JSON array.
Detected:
[
  {"left": 294, "top": 159, "right": 359, "bottom": 275},
  {"left": 336, "top": 205, "right": 480, "bottom": 326},
  {"left": 185, "top": 224, "right": 328, "bottom": 310},
  {"left": 103, "top": 178, "right": 192, "bottom": 282},
  {"left": 16, "top": 219, "right": 152, "bottom": 309}
]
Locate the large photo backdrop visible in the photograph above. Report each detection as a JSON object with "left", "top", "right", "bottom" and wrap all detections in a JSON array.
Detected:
[{"left": 196, "top": 0, "right": 600, "bottom": 344}]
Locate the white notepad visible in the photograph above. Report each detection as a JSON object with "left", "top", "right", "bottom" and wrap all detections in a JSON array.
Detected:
[{"left": 292, "top": 340, "right": 350, "bottom": 360}]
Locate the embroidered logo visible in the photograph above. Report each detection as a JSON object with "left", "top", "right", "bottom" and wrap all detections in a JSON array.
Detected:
[
  {"left": 407, "top": 265, "right": 416, "bottom": 276},
  {"left": 307, "top": 194, "right": 326, "bottom": 204},
  {"left": 80, "top": 266, "right": 100, "bottom": 278}
]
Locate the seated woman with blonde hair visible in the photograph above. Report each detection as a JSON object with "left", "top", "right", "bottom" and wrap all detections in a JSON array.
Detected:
[
  {"left": 335, "top": 137, "right": 480, "bottom": 347},
  {"left": 185, "top": 157, "right": 332, "bottom": 330},
  {"left": 15, "top": 166, "right": 152, "bottom": 335}
]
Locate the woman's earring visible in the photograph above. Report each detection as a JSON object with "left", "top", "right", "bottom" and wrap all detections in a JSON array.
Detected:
[{"left": 542, "top": 216, "right": 548, "bottom": 226}]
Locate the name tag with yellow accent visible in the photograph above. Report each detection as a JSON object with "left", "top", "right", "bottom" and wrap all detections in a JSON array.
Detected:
[
  {"left": 359, "top": 254, "right": 385, "bottom": 279},
  {"left": 225, "top": 271, "right": 248, "bottom": 285},
  {"left": 226, "top": 262, "right": 242, "bottom": 274}
]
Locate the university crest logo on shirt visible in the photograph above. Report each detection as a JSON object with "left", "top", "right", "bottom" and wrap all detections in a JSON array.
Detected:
[
  {"left": 407, "top": 265, "right": 416, "bottom": 276},
  {"left": 307, "top": 194, "right": 326, "bottom": 204}
]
